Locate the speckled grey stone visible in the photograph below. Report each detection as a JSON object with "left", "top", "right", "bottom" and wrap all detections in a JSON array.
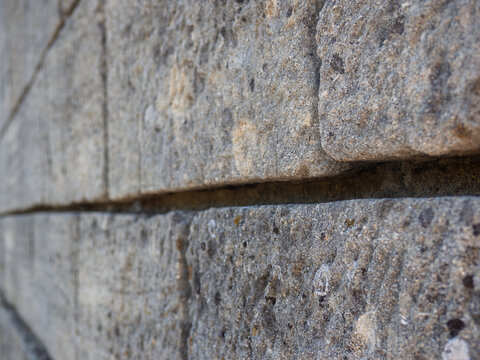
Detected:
[
  {"left": 1, "top": 198, "right": 479, "bottom": 359},
  {"left": 0, "top": 211, "right": 192, "bottom": 360},
  {"left": 317, "top": 0, "right": 480, "bottom": 161},
  {"left": 106, "top": 0, "right": 348, "bottom": 200},
  {"left": 187, "top": 198, "right": 480, "bottom": 359},
  {"left": 76, "top": 212, "right": 192, "bottom": 360},
  {"left": 0, "top": 0, "right": 60, "bottom": 130},
  {"left": 0, "top": 0, "right": 106, "bottom": 213},
  {"left": 0, "top": 304, "right": 50, "bottom": 360}
]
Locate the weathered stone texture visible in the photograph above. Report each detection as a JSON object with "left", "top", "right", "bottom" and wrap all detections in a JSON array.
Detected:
[
  {"left": 0, "top": 212, "right": 192, "bottom": 360},
  {"left": 2, "top": 0, "right": 480, "bottom": 213},
  {"left": 0, "top": 304, "right": 50, "bottom": 360},
  {"left": 187, "top": 198, "right": 480, "bottom": 359},
  {"left": 76, "top": 212, "right": 192, "bottom": 360},
  {"left": 317, "top": 0, "right": 480, "bottom": 161},
  {"left": 0, "top": 0, "right": 61, "bottom": 130},
  {"left": 1, "top": 198, "right": 479, "bottom": 359},
  {"left": 106, "top": 0, "right": 347, "bottom": 200},
  {"left": 0, "top": 0, "right": 105, "bottom": 212}
]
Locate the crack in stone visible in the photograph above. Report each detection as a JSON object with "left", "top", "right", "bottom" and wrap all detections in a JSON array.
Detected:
[{"left": 0, "top": 154, "right": 479, "bottom": 217}]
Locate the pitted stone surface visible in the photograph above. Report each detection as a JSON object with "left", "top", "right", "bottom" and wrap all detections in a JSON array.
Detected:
[
  {"left": 0, "top": 0, "right": 105, "bottom": 212},
  {"left": 0, "top": 212, "right": 192, "bottom": 360},
  {"left": 106, "top": 0, "right": 348, "bottom": 199},
  {"left": 76, "top": 212, "right": 192, "bottom": 360},
  {"left": 187, "top": 198, "right": 480, "bottom": 359},
  {"left": 317, "top": 0, "right": 480, "bottom": 161},
  {"left": 1, "top": 198, "right": 479, "bottom": 359},
  {"left": 0, "top": 305, "right": 50, "bottom": 360}
]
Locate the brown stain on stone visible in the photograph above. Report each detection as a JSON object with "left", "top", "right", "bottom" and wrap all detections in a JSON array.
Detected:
[
  {"left": 232, "top": 118, "right": 257, "bottom": 176},
  {"left": 234, "top": 215, "right": 241, "bottom": 227},
  {"left": 265, "top": 0, "right": 279, "bottom": 18},
  {"left": 454, "top": 123, "right": 472, "bottom": 139}
]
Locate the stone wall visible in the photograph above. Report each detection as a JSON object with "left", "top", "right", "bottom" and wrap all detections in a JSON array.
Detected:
[{"left": 0, "top": 0, "right": 479, "bottom": 359}]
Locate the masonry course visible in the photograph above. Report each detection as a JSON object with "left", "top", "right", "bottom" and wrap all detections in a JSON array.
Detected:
[
  {"left": 1, "top": 197, "right": 479, "bottom": 359},
  {"left": 1, "top": 0, "right": 480, "bottom": 358}
]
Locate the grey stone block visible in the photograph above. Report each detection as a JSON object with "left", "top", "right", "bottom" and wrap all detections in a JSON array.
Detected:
[
  {"left": 0, "top": 304, "right": 50, "bottom": 360},
  {"left": 0, "top": 0, "right": 106, "bottom": 212},
  {"left": 187, "top": 198, "right": 480, "bottom": 359},
  {"left": 317, "top": 0, "right": 480, "bottom": 161},
  {"left": 0, "top": 211, "right": 192, "bottom": 360},
  {"left": 76, "top": 212, "right": 192, "bottom": 360},
  {"left": 0, "top": 214, "right": 78, "bottom": 360},
  {"left": 106, "top": 0, "right": 348, "bottom": 200},
  {"left": 0, "top": 0, "right": 60, "bottom": 130}
]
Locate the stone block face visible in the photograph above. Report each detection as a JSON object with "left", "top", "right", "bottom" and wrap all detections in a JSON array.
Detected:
[
  {"left": 0, "top": 198, "right": 479, "bottom": 358},
  {"left": 0, "top": 214, "right": 78, "bottom": 360},
  {"left": 0, "top": 0, "right": 106, "bottom": 212},
  {"left": 317, "top": 0, "right": 480, "bottom": 161},
  {"left": 186, "top": 198, "right": 480, "bottom": 359},
  {"left": 0, "top": 212, "right": 192, "bottom": 360},
  {"left": 0, "top": 305, "right": 50, "bottom": 360},
  {"left": 76, "top": 212, "right": 192, "bottom": 360},
  {"left": 106, "top": 0, "right": 348, "bottom": 200},
  {"left": 0, "top": 0, "right": 60, "bottom": 130}
]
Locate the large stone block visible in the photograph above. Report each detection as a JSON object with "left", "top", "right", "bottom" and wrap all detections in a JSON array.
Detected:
[
  {"left": 0, "top": 0, "right": 106, "bottom": 212},
  {"left": 0, "top": 304, "right": 50, "bottom": 360},
  {"left": 187, "top": 198, "right": 480, "bottom": 359},
  {"left": 106, "top": 0, "right": 348, "bottom": 199},
  {"left": 317, "top": 0, "right": 480, "bottom": 161},
  {"left": 76, "top": 212, "right": 192, "bottom": 360},
  {"left": 0, "top": 0, "right": 60, "bottom": 130}
]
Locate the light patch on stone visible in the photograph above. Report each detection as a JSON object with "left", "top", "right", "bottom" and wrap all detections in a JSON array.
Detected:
[
  {"left": 442, "top": 338, "right": 470, "bottom": 360},
  {"left": 355, "top": 311, "right": 377, "bottom": 349},
  {"left": 207, "top": 219, "right": 216, "bottom": 239},
  {"left": 313, "top": 264, "right": 330, "bottom": 297},
  {"left": 232, "top": 119, "right": 258, "bottom": 176}
]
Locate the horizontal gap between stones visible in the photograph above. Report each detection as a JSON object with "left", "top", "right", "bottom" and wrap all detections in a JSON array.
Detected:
[
  {"left": 1, "top": 154, "right": 480, "bottom": 217},
  {"left": 0, "top": 291, "right": 52, "bottom": 360}
]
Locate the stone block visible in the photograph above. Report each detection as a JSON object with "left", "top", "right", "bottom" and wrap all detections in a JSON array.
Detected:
[
  {"left": 0, "top": 214, "right": 78, "bottom": 360},
  {"left": 76, "top": 212, "right": 192, "bottom": 360},
  {"left": 106, "top": 0, "right": 348, "bottom": 199},
  {"left": 187, "top": 198, "right": 480, "bottom": 359},
  {"left": 317, "top": 0, "right": 480, "bottom": 161},
  {"left": 0, "top": 211, "right": 192, "bottom": 359},
  {"left": 0, "top": 0, "right": 60, "bottom": 130},
  {"left": 0, "top": 0, "right": 106, "bottom": 212}
]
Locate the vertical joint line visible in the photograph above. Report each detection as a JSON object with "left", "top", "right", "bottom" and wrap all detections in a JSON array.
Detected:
[{"left": 98, "top": 0, "right": 110, "bottom": 198}]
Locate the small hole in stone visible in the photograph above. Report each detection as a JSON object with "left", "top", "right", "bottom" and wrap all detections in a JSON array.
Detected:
[
  {"left": 447, "top": 318, "right": 465, "bottom": 337},
  {"left": 472, "top": 223, "right": 480, "bottom": 236},
  {"left": 463, "top": 275, "right": 474, "bottom": 289}
]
